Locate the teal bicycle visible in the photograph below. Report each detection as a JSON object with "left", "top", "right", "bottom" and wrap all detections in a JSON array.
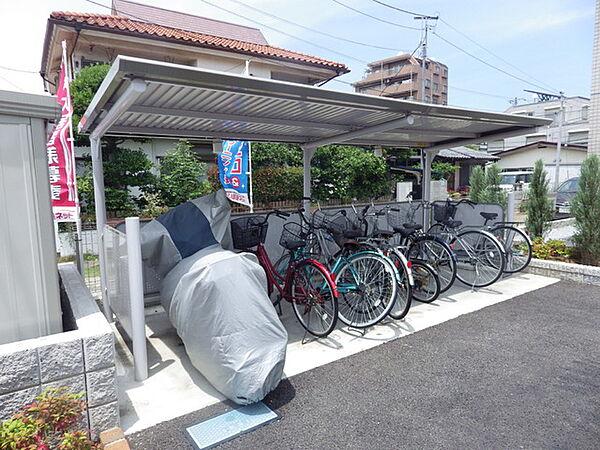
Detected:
[{"left": 276, "top": 204, "right": 398, "bottom": 329}]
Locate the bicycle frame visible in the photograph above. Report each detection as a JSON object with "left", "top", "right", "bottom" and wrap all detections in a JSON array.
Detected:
[{"left": 250, "top": 241, "right": 338, "bottom": 301}]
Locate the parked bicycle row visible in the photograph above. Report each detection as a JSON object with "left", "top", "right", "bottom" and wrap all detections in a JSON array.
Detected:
[{"left": 229, "top": 194, "right": 532, "bottom": 339}]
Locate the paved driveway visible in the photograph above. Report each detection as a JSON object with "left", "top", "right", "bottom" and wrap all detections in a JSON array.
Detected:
[{"left": 129, "top": 281, "right": 600, "bottom": 449}]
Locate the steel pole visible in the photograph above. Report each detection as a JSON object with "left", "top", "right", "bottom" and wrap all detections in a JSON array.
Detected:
[{"left": 554, "top": 92, "right": 565, "bottom": 190}]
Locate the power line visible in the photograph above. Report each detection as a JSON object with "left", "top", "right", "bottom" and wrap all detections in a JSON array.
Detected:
[
  {"left": 368, "top": 0, "right": 430, "bottom": 18},
  {"left": 225, "top": 0, "right": 399, "bottom": 52},
  {"left": 432, "top": 31, "right": 561, "bottom": 94},
  {"left": 0, "top": 65, "right": 39, "bottom": 74},
  {"left": 330, "top": 0, "right": 421, "bottom": 30},
  {"left": 448, "top": 85, "right": 512, "bottom": 100},
  {"left": 438, "top": 18, "right": 560, "bottom": 94},
  {"left": 195, "top": 0, "right": 370, "bottom": 65},
  {"left": 378, "top": 42, "right": 422, "bottom": 96},
  {"left": 0, "top": 74, "right": 25, "bottom": 92}
]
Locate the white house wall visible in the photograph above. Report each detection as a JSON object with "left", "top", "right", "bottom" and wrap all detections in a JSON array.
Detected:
[{"left": 497, "top": 147, "right": 586, "bottom": 184}]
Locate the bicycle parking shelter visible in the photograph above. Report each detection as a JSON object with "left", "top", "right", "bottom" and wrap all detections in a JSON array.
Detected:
[{"left": 78, "top": 55, "right": 550, "bottom": 319}]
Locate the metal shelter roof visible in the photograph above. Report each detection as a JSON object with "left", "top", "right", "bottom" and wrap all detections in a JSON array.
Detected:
[{"left": 79, "top": 56, "right": 550, "bottom": 149}]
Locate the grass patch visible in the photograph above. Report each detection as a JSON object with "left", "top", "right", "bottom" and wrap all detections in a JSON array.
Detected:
[{"left": 84, "top": 264, "right": 100, "bottom": 278}]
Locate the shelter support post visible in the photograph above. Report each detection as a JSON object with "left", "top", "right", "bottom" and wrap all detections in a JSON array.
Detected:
[
  {"left": 422, "top": 148, "right": 440, "bottom": 227},
  {"left": 302, "top": 146, "right": 316, "bottom": 211},
  {"left": 91, "top": 137, "right": 111, "bottom": 321},
  {"left": 125, "top": 217, "right": 148, "bottom": 381}
]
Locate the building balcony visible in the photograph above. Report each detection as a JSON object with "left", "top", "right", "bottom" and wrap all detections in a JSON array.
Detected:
[{"left": 353, "top": 65, "right": 419, "bottom": 87}]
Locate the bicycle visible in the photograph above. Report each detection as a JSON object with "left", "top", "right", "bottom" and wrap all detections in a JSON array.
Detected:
[
  {"left": 230, "top": 210, "right": 339, "bottom": 337},
  {"left": 470, "top": 205, "right": 532, "bottom": 274},
  {"left": 427, "top": 199, "right": 506, "bottom": 288},
  {"left": 278, "top": 202, "right": 399, "bottom": 329},
  {"left": 386, "top": 193, "right": 457, "bottom": 293},
  {"left": 355, "top": 201, "right": 440, "bottom": 306}
]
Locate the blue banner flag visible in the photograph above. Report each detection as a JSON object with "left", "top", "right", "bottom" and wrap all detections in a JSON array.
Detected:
[{"left": 218, "top": 140, "right": 252, "bottom": 207}]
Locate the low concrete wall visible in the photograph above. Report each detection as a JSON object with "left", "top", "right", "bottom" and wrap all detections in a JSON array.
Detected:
[
  {"left": 525, "top": 258, "right": 600, "bottom": 286},
  {"left": 0, "top": 264, "right": 118, "bottom": 436}
]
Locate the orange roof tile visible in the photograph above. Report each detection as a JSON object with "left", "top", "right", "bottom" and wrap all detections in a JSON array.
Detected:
[{"left": 49, "top": 12, "right": 349, "bottom": 72}]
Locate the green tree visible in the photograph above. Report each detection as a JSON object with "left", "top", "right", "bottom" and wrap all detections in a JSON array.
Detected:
[
  {"left": 525, "top": 159, "right": 554, "bottom": 238},
  {"left": 481, "top": 163, "right": 507, "bottom": 207},
  {"left": 71, "top": 64, "right": 156, "bottom": 214},
  {"left": 431, "top": 161, "right": 459, "bottom": 181},
  {"left": 157, "top": 140, "right": 211, "bottom": 206},
  {"left": 468, "top": 165, "right": 486, "bottom": 202},
  {"left": 571, "top": 155, "right": 600, "bottom": 265},
  {"left": 311, "top": 145, "right": 390, "bottom": 201},
  {"left": 251, "top": 142, "right": 303, "bottom": 168}
]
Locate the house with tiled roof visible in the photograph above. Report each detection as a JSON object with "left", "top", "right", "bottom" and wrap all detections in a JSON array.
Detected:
[
  {"left": 40, "top": 0, "right": 349, "bottom": 169},
  {"left": 41, "top": 0, "right": 348, "bottom": 94}
]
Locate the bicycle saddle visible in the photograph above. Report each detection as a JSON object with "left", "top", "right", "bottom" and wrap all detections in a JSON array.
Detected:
[
  {"left": 480, "top": 212, "right": 498, "bottom": 221},
  {"left": 343, "top": 229, "right": 364, "bottom": 239},
  {"left": 444, "top": 219, "right": 463, "bottom": 228},
  {"left": 370, "top": 228, "right": 395, "bottom": 239},
  {"left": 392, "top": 226, "right": 418, "bottom": 238},
  {"left": 403, "top": 222, "right": 423, "bottom": 230},
  {"left": 284, "top": 239, "right": 306, "bottom": 250}
]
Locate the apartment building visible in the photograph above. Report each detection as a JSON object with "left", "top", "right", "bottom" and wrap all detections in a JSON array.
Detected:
[
  {"left": 39, "top": 0, "right": 348, "bottom": 166},
  {"left": 487, "top": 96, "right": 590, "bottom": 153},
  {"left": 351, "top": 52, "right": 448, "bottom": 104}
]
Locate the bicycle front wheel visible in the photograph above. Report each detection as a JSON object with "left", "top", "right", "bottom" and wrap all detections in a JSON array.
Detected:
[
  {"left": 491, "top": 225, "right": 532, "bottom": 273},
  {"left": 453, "top": 230, "right": 505, "bottom": 288},
  {"left": 289, "top": 260, "right": 338, "bottom": 337},
  {"left": 335, "top": 253, "right": 397, "bottom": 328},
  {"left": 410, "top": 261, "right": 441, "bottom": 303},
  {"left": 407, "top": 237, "right": 457, "bottom": 293}
]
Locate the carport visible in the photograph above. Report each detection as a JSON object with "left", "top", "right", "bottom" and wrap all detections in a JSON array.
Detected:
[{"left": 78, "top": 55, "right": 549, "bottom": 318}]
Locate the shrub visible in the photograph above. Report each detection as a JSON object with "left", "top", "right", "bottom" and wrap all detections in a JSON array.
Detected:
[
  {"left": 525, "top": 159, "right": 554, "bottom": 238},
  {"left": 253, "top": 166, "right": 304, "bottom": 203},
  {"left": 571, "top": 154, "right": 600, "bottom": 265},
  {"left": 531, "top": 237, "right": 574, "bottom": 262},
  {"left": 0, "top": 387, "right": 100, "bottom": 449},
  {"left": 481, "top": 163, "right": 507, "bottom": 208}
]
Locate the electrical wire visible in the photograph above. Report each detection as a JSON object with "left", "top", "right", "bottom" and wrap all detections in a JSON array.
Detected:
[
  {"left": 448, "top": 85, "right": 512, "bottom": 100},
  {"left": 433, "top": 31, "right": 561, "bottom": 94},
  {"left": 195, "top": 0, "right": 371, "bottom": 64},
  {"left": 225, "top": 0, "right": 399, "bottom": 52},
  {"left": 368, "top": 0, "right": 431, "bottom": 18},
  {"left": 0, "top": 65, "right": 39, "bottom": 74},
  {"left": 0, "top": 73, "right": 25, "bottom": 92},
  {"left": 438, "top": 18, "right": 560, "bottom": 94},
  {"left": 330, "top": 0, "right": 421, "bottom": 30},
  {"left": 378, "top": 42, "right": 422, "bottom": 96}
]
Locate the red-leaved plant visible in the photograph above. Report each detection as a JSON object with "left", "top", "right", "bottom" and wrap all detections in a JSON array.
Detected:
[{"left": 0, "top": 387, "right": 101, "bottom": 450}]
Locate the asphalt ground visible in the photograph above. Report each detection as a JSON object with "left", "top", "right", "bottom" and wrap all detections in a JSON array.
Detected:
[{"left": 129, "top": 281, "right": 600, "bottom": 449}]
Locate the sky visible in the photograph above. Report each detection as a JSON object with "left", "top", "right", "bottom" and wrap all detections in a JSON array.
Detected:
[{"left": 0, "top": 0, "right": 595, "bottom": 112}]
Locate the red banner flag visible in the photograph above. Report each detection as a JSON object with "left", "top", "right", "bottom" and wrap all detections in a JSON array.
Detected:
[{"left": 47, "top": 41, "right": 79, "bottom": 222}]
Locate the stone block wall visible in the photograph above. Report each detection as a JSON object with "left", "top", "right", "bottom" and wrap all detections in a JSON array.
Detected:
[
  {"left": 0, "top": 264, "right": 118, "bottom": 435},
  {"left": 525, "top": 258, "right": 600, "bottom": 286}
]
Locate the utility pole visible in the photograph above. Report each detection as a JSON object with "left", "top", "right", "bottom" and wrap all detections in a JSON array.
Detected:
[
  {"left": 523, "top": 89, "right": 565, "bottom": 190},
  {"left": 414, "top": 15, "right": 438, "bottom": 103}
]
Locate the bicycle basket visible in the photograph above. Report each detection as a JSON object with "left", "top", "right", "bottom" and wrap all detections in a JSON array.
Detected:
[
  {"left": 279, "top": 222, "right": 311, "bottom": 250},
  {"left": 386, "top": 209, "right": 405, "bottom": 229},
  {"left": 230, "top": 216, "right": 268, "bottom": 249},
  {"left": 312, "top": 210, "right": 345, "bottom": 233},
  {"left": 433, "top": 203, "right": 457, "bottom": 223}
]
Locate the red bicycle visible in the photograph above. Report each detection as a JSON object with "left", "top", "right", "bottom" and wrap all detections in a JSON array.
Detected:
[{"left": 230, "top": 211, "right": 339, "bottom": 337}]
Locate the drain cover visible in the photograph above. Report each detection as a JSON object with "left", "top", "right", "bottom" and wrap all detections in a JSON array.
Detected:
[{"left": 185, "top": 402, "right": 279, "bottom": 449}]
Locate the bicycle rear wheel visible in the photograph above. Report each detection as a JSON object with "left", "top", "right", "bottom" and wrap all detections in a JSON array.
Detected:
[
  {"left": 289, "top": 260, "right": 338, "bottom": 337},
  {"left": 386, "top": 249, "right": 412, "bottom": 320},
  {"left": 453, "top": 230, "right": 505, "bottom": 288},
  {"left": 491, "top": 225, "right": 532, "bottom": 273},
  {"left": 407, "top": 237, "right": 457, "bottom": 293},
  {"left": 410, "top": 261, "right": 441, "bottom": 303},
  {"left": 335, "top": 253, "right": 397, "bottom": 328}
]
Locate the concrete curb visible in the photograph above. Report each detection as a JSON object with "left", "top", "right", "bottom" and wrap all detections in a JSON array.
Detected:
[{"left": 525, "top": 258, "right": 600, "bottom": 286}]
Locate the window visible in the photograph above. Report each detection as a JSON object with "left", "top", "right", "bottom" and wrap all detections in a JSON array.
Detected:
[
  {"left": 425, "top": 95, "right": 431, "bottom": 102},
  {"left": 435, "top": 65, "right": 440, "bottom": 73},
  {"left": 443, "top": 68, "right": 448, "bottom": 77},
  {"left": 582, "top": 106, "right": 589, "bottom": 120},
  {"left": 425, "top": 79, "right": 431, "bottom": 88},
  {"left": 433, "top": 82, "right": 439, "bottom": 92},
  {"left": 432, "top": 97, "right": 438, "bottom": 104}
]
